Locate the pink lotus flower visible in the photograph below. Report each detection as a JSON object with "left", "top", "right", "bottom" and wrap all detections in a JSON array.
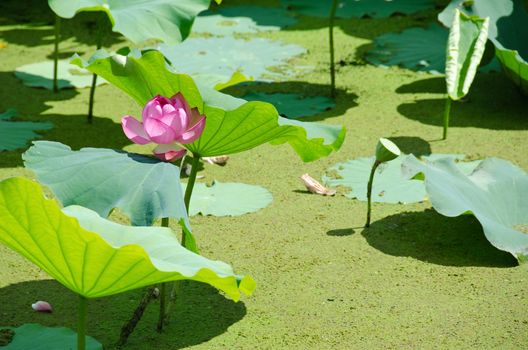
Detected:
[{"left": 122, "top": 93, "right": 206, "bottom": 162}]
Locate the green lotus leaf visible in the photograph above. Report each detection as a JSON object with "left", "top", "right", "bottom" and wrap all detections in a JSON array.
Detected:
[
  {"left": 365, "top": 24, "right": 448, "bottom": 74},
  {"left": 23, "top": 141, "right": 189, "bottom": 229},
  {"left": 158, "top": 37, "right": 306, "bottom": 82},
  {"left": 194, "top": 6, "right": 296, "bottom": 37},
  {"left": 0, "top": 109, "right": 53, "bottom": 151},
  {"left": 0, "top": 324, "right": 102, "bottom": 350},
  {"left": 473, "top": 0, "right": 528, "bottom": 94},
  {"left": 48, "top": 0, "right": 216, "bottom": 44},
  {"left": 0, "top": 177, "right": 255, "bottom": 299},
  {"left": 14, "top": 60, "right": 107, "bottom": 91},
  {"left": 281, "top": 0, "right": 435, "bottom": 19},
  {"left": 183, "top": 181, "right": 273, "bottom": 217},
  {"left": 323, "top": 154, "right": 480, "bottom": 204},
  {"left": 402, "top": 155, "right": 528, "bottom": 263},
  {"left": 242, "top": 92, "right": 335, "bottom": 119},
  {"left": 71, "top": 50, "right": 345, "bottom": 162},
  {"left": 446, "top": 10, "right": 489, "bottom": 100}
]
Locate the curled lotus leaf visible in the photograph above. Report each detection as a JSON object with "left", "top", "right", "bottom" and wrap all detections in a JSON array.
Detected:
[
  {"left": 403, "top": 155, "right": 528, "bottom": 263},
  {"left": 0, "top": 177, "right": 255, "bottom": 299},
  {"left": 48, "top": 0, "right": 219, "bottom": 44}
]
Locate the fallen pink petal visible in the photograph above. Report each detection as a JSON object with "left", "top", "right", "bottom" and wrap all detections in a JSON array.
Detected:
[
  {"left": 31, "top": 301, "right": 53, "bottom": 313},
  {"left": 300, "top": 173, "right": 336, "bottom": 196},
  {"left": 203, "top": 155, "right": 229, "bottom": 166}
]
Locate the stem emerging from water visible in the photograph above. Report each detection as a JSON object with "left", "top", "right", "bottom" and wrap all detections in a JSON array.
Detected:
[
  {"left": 53, "top": 15, "right": 61, "bottom": 93},
  {"left": 157, "top": 217, "right": 170, "bottom": 333},
  {"left": 87, "top": 14, "right": 104, "bottom": 124},
  {"left": 329, "top": 0, "right": 338, "bottom": 97},
  {"left": 442, "top": 97, "right": 452, "bottom": 140},
  {"left": 77, "top": 295, "right": 87, "bottom": 350},
  {"left": 365, "top": 160, "right": 380, "bottom": 228}
]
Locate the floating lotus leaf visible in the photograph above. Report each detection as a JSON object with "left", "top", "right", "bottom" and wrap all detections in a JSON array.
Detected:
[
  {"left": 242, "top": 92, "right": 335, "bottom": 119},
  {"left": 0, "top": 109, "right": 53, "bottom": 151},
  {"left": 281, "top": 0, "right": 435, "bottom": 19},
  {"left": 159, "top": 37, "right": 306, "bottom": 82},
  {"left": 194, "top": 6, "right": 297, "bottom": 35},
  {"left": 366, "top": 24, "right": 498, "bottom": 74},
  {"left": 365, "top": 24, "right": 448, "bottom": 74},
  {"left": 71, "top": 50, "right": 345, "bottom": 162},
  {"left": 403, "top": 155, "right": 528, "bottom": 263},
  {"left": 0, "top": 177, "right": 255, "bottom": 299},
  {"left": 14, "top": 60, "right": 106, "bottom": 90},
  {"left": 0, "top": 324, "right": 102, "bottom": 350},
  {"left": 473, "top": 0, "right": 528, "bottom": 94},
  {"left": 48, "top": 0, "right": 218, "bottom": 44},
  {"left": 323, "top": 154, "right": 480, "bottom": 204},
  {"left": 183, "top": 181, "right": 273, "bottom": 217},
  {"left": 23, "top": 141, "right": 189, "bottom": 229}
]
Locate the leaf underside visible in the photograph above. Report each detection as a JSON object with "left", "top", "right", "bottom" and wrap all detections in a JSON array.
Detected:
[{"left": 0, "top": 177, "right": 255, "bottom": 299}]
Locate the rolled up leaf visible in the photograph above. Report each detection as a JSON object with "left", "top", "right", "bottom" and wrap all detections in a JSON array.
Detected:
[{"left": 0, "top": 177, "right": 255, "bottom": 299}]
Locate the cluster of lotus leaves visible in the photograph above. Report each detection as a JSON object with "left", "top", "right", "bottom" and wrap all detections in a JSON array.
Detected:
[
  {"left": 0, "top": 177, "right": 255, "bottom": 299},
  {"left": 403, "top": 155, "right": 528, "bottom": 263}
]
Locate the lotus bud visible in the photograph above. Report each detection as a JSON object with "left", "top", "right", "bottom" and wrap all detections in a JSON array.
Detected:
[
  {"left": 31, "top": 301, "right": 53, "bottom": 313},
  {"left": 121, "top": 93, "right": 206, "bottom": 162},
  {"left": 375, "top": 138, "right": 401, "bottom": 164}
]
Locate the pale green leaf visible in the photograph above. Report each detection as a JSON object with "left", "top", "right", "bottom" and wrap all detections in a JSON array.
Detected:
[
  {"left": 23, "top": 141, "right": 189, "bottom": 229},
  {"left": 403, "top": 155, "right": 528, "bottom": 263},
  {"left": 0, "top": 177, "right": 255, "bottom": 298},
  {"left": 48, "top": 0, "right": 211, "bottom": 44},
  {"left": 0, "top": 324, "right": 102, "bottom": 350},
  {"left": 183, "top": 181, "right": 273, "bottom": 217},
  {"left": 323, "top": 154, "right": 480, "bottom": 204},
  {"left": 445, "top": 10, "right": 489, "bottom": 100},
  {"left": 0, "top": 109, "right": 53, "bottom": 151},
  {"left": 71, "top": 50, "right": 346, "bottom": 162}
]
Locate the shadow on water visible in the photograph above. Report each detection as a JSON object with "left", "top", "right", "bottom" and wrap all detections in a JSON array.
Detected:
[
  {"left": 362, "top": 209, "right": 517, "bottom": 268},
  {"left": 387, "top": 136, "right": 431, "bottom": 157},
  {"left": 0, "top": 280, "right": 247, "bottom": 350}
]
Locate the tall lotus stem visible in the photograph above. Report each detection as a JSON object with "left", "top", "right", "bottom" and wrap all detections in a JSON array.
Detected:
[
  {"left": 157, "top": 154, "right": 201, "bottom": 331},
  {"left": 77, "top": 295, "right": 87, "bottom": 350},
  {"left": 365, "top": 138, "right": 401, "bottom": 228},
  {"left": 365, "top": 160, "right": 380, "bottom": 228},
  {"left": 53, "top": 15, "right": 61, "bottom": 93},
  {"left": 329, "top": 0, "right": 338, "bottom": 97},
  {"left": 442, "top": 97, "right": 452, "bottom": 140},
  {"left": 87, "top": 14, "right": 104, "bottom": 124}
]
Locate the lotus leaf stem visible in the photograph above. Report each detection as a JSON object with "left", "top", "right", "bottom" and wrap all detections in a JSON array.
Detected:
[
  {"left": 365, "top": 160, "right": 381, "bottom": 227},
  {"left": 77, "top": 295, "right": 87, "bottom": 350},
  {"left": 329, "top": 0, "right": 338, "bottom": 97},
  {"left": 53, "top": 15, "right": 61, "bottom": 93},
  {"left": 87, "top": 13, "right": 105, "bottom": 124},
  {"left": 117, "top": 286, "right": 158, "bottom": 346},
  {"left": 442, "top": 97, "right": 452, "bottom": 140}
]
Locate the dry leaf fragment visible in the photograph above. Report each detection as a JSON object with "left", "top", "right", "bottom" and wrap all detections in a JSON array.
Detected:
[
  {"left": 202, "top": 155, "right": 229, "bottom": 166},
  {"left": 301, "top": 173, "right": 336, "bottom": 196}
]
